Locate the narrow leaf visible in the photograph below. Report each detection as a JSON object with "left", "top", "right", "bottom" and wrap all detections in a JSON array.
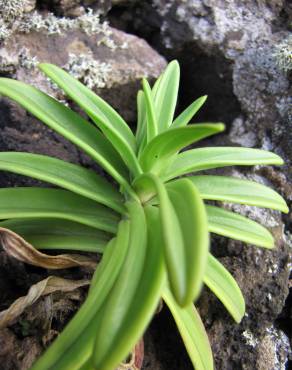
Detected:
[
  {"left": 142, "top": 78, "right": 158, "bottom": 142},
  {"left": 0, "top": 152, "right": 124, "bottom": 213},
  {"left": 163, "top": 147, "right": 284, "bottom": 181},
  {"left": 0, "top": 218, "right": 110, "bottom": 253},
  {"left": 31, "top": 220, "right": 130, "bottom": 370},
  {"left": 93, "top": 200, "right": 148, "bottom": 366},
  {"left": 0, "top": 227, "right": 96, "bottom": 269},
  {"left": 139, "top": 123, "right": 225, "bottom": 174},
  {"left": 93, "top": 202, "right": 165, "bottom": 369},
  {"left": 134, "top": 174, "right": 207, "bottom": 306},
  {"left": 39, "top": 63, "right": 142, "bottom": 178},
  {"left": 166, "top": 178, "right": 209, "bottom": 304},
  {"left": 0, "top": 78, "right": 130, "bottom": 190},
  {"left": 185, "top": 175, "right": 288, "bottom": 213},
  {"left": 172, "top": 95, "right": 207, "bottom": 128},
  {"left": 134, "top": 174, "right": 185, "bottom": 305},
  {"left": 163, "top": 287, "right": 214, "bottom": 370},
  {"left": 204, "top": 254, "right": 245, "bottom": 323},
  {"left": 153, "top": 60, "right": 180, "bottom": 132},
  {"left": 136, "top": 90, "right": 146, "bottom": 147},
  {"left": 0, "top": 188, "right": 119, "bottom": 233},
  {"left": 206, "top": 205, "right": 274, "bottom": 248}
]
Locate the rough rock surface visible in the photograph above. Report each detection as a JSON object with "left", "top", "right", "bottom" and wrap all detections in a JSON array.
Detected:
[
  {"left": 0, "top": 1, "right": 291, "bottom": 370},
  {"left": 0, "top": 9, "right": 166, "bottom": 177},
  {"left": 108, "top": 0, "right": 292, "bottom": 369}
]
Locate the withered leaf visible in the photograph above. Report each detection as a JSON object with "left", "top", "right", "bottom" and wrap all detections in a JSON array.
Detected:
[
  {"left": 0, "top": 276, "right": 90, "bottom": 329},
  {"left": 0, "top": 227, "right": 96, "bottom": 269}
]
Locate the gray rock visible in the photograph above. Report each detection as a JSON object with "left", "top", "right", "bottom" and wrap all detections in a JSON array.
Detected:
[
  {"left": 117, "top": 1, "right": 292, "bottom": 368},
  {"left": 0, "top": 10, "right": 166, "bottom": 177}
]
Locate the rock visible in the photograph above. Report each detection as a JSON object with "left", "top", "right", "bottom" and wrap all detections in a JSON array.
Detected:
[
  {"left": 0, "top": 10, "right": 166, "bottom": 177},
  {"left": 108, "top": 1, "right": 292, "bottom": 368},
  {"left": 0, "top": 10, "right": 165, "bottom": 122}
]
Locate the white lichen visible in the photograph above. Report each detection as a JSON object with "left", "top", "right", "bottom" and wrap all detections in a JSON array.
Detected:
[
  {"left": 0, "top": 0, "right": 27, "bottom": 22},
  {"left": 263, "top": 326, "right": 290, "bottom": 370},
  {"left": 0, "top": 22, "right": 12, "bottom": 41},
  {"left": 18, "top": 47, "right": 39, "bottom": 69},
  {"left": 273, "top": 36, "right": 292, "bottom": 73},
  {"left": 242, "top": 330, "right": 259, "bottom": 347},
  {"left": 64, "top": 53, "right": 112, "bottom": 89},
  {"left": 18, "top": 11, "right": 74, "bottom": 35},
  {"left": 18, "top": 9, "right": 126, "bottom": 51}
]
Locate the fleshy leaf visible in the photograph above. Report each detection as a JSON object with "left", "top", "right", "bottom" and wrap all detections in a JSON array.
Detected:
[
  {"left": 139, "top": 123, "right": 225, "bottom": 174},
  {"left": 166, "top": 178, "right": 209, "bottom": 304},
  {"left": 153, "top": 60, "right": 180, "bottom": 132},
  {"left": 142, "top": 78, "right": 158, "bottom": 142},
  {"left": 0, "top": 218, "right": 110, "bottom": 253},
  {"left": 93, "top": 202, "right": 165, "bottom": 369},
  {"left": 163, "top": 147, "right": 284, "bottom": 181},
  {"left": 206, "top": 205, "right": 274, "bottom": 248},
  {"left": 39, "top": 63, "right": 142, "bottom": 178},
  {"left": 134, "top": 174, "right": 208, "bottom": 306},
  {"left": 31, "top": 220, "right": 130, "bottom": 370},
  {"left": 163, "top": 286, "right": 214, "bottom": 370},
  {"left": 136, "top": 90, "right": 146, "bottom": 147},
  {"left": 0, "top": 152, "right": 124, "bottom": 213},
  {"left": 172, "top": 95, "right": 207, "bottom": 128},
  {"left": 204, "top": 254, "right": 245, "bottom": 323},
  {"left": 183, "top": 175, "right": 288, "bottom": 213},
  {"left": 0, "top": 78, "right": 130, "bottom": 190},
  {"left": 0, "top": 188, "right": 119, "bottom": 233}
]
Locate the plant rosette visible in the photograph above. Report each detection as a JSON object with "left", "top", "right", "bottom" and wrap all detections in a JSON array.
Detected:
[{"left": 0, "top": 60, "right": 288, "bottom": 370}]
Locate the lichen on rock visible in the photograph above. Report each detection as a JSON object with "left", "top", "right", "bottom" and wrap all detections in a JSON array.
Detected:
[
  {"left": 273, "top": 35, "right": 292, "bottom": 73},
  {"left": 64, "top": 53, "right": 112, "bottom": 89}
]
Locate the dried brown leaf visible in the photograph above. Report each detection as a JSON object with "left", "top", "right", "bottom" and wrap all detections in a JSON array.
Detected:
[
  {"left": 0, "top": 227, "right": 96, "bottom": 269},
  {"left": 0, "top": 276, "right": 90, "bottom": 329},
  {"left": 118, "top": 339, "right": 144, "bottom": 370}
]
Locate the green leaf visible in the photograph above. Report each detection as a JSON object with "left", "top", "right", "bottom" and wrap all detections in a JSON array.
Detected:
[
  {"left": 204, "top": 254, "right": 245, "bottom": 323},
  {"left": 134, "top": 174, "right": 185, "bottom": 304},
  {"left": 39, "top": 63, "right": 142, "bottom": 178},
  {"left": 0, "top": 78, "right": 130, "bottom": 191},
  {"left": 30, "top": 220, "right": 130, "bottom": 370},
  {"left": 206, "top": 205, "right": 274, "bottom": 248},
  {"left": 166, "top": 178, "right": 209, "bottom": 304},
  {"left": 153, "top": 60, "right": 180, "bottom": 132},
  {"left": 0, "top": 218, "right": 110, "bottom": 253},
  {"left": 142, "top": 78, "right": 158, "bottom": 142},
  {"left": 163, "top": 147, "right": 284, "bottom": 181},
  {"left": 0, "top": 152, "right": 125, "bottom": 214},
  {"left": 93, "top": 201, "right": 165, "bottom": 369},
  {"left": 139, "top": 123, "right": 225, "bottom": 174},
  {"left": 172, "top": 95, "right": 207, "bottom": 128},
  {"left": 184, "top": 175, "right": 289, "bottom": 213},
  {"left": 0, "top": 188, "right": 119, "bottom": 233},
  {"left": 136, "top": 90, "right": 147, "bottom": 147},
  {"left": 134, "top": 174, "right": 208, "bottom": 306},
  {"left": 163, "top": 286, "right": 214, "bottom": 370}
]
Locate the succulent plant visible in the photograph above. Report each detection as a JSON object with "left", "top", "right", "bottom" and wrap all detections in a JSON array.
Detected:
[{"left": 0, "top": 61, "right": 288, "bottom": 370}]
